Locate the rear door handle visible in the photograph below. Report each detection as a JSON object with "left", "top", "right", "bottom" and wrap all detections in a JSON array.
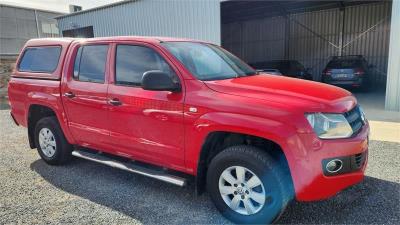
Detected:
[
  {"left": 64, "top": 92, "right": 75, "bottom": 98},
  {"left": 108, "top": 98, "right": 122, "bottom": 106}
]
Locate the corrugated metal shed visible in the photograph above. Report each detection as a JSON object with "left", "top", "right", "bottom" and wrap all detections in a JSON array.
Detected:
[
  {"left": 287, "top": 8, "right": 343, "bottom": 81},
  {"left": 0, "top": 4, "right": 62, "bottom": 56},
  {"left": 222, "top": 16, "right": 286, "bottom": 63},
  {"left": 57, "top": 0, "right": 221, "bottom": 44},
  {"left": 342, "top": 2, "right": 391, "bottom": 84},
  {"left": 222, "top": 1, "right": 391, "bottom": 83}
]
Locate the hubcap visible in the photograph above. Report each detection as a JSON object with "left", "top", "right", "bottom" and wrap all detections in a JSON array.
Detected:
[
  {"left": 218, "top": 166, "right": 266, "bottom": 215},
  {"left": 38, "top": 128, "right": 56, "bottom": 157}
]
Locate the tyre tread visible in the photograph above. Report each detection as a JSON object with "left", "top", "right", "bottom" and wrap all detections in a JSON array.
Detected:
[
  {"left": 34, "top": 116, "right": 72, "bottom": 165},
  {"left": 207, "top": 145, "right": 294, "bottom": 224}
]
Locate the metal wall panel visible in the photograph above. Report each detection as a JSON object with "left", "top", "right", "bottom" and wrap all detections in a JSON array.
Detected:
[
  {"left": 57, "top": 0, "right": 221, "bottom": 44},
  {"left": 222, "top": 16, "right": 286, "bottom": 63},
  {"left": 342, "top": 2, "right": 391, "bottom": 84},
  {"left": 385, "top": 0, "right": 400, "bottom": 111},
  {"left": 222, "top": 2, "right": 391, "bottom": 84},
  {"left": 0, "top": 5, "right": 61, "bottom": 55},
  {"left": 288, "top": 8, "right": 342, "bottom": 81}
]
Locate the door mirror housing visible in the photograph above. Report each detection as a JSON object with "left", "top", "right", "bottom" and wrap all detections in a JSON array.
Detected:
[{"left": 142, "top": 70, "right": 181, "bottom": 92}]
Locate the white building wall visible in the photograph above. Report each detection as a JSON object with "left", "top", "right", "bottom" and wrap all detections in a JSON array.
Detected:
[
  {"left": 385, "top": 0, "right": 400, "bottom": 111},
  {"left": 57, "top": 0, "right": 221, "bottom": 44}
]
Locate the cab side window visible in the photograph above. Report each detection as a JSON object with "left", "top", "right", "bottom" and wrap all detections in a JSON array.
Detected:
[
  {"left": 115, "top": 45, "right": 178, "bottom": 86},
  {"left": 18, "top": 46, "right": 61, "bottom": 73},
  {"left": 73, "top": 45, "right": 108, "bottom": 83}
]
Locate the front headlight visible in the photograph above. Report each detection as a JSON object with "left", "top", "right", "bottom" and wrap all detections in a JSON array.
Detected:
[{"left": 306, "top": 113, "right": 353, "bottom": 139}]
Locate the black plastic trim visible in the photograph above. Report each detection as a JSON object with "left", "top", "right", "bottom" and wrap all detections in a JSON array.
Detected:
[
  {"left": 322, "top": 151, "right": 367, "bottom": 176},
  {"left": 10, "top": 112, "right": 19, "bottom": 126},
  {"left": 11, "top": 76, "right": 61, "bottom": 81}
]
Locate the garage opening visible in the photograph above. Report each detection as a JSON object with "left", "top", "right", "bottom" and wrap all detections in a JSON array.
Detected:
[
  {"left": 221, "top": 1, "right": 393, "bottom": 117},
  {"left": 62, "top": 26, "right": 94, "bottom": 38}
]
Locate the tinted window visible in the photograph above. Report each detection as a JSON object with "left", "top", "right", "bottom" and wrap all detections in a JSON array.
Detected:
[
  {"left": 276, "top": 61, "right": 290, "bottom": 70},
  {"left": 73, "top": 47, "right": 82, "bottom": 78},
  {"left": 327, "top": 59, "right": 363, "bottom": 68},
  {"left": 251, "top": 61, "right": 288, "bottom": 70},
  {"left": 18, "top": 46, "right": 61, "bottom": 73},
  {"left": 290, "top": 61, "right": 305, "bottom": 71},
  {"left": 115, "top": 45, "right": 177, "bottom": 86},
  {"left": 73, "top": 45, "right": 108, "bottom": 83}
]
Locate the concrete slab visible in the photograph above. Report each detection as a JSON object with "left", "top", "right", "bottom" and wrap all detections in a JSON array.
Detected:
[
  {"left": 355, "top": 90, "right": 400, "bottom": 123},
  {"left": 369, "top": 121, "right": 400, "bottom": 143},
  {"left": 354, "top": 90, "right": 399, "bottom": 143}
]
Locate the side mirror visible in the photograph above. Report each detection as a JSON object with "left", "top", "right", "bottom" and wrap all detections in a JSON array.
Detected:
[{"left": 142, "top": 70, "right": 181, "bottom": 92}]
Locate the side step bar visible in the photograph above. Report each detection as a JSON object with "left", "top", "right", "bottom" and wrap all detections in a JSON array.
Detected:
[{"left": 71, "top": 150, "right": 186, "bottom": 187}]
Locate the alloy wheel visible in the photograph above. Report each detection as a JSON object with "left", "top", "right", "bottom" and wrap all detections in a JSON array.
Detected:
[{"left": 218, "top": 166, "right": 267, "bottom": 215}]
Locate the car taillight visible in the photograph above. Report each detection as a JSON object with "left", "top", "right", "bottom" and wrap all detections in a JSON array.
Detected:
[
  {"left": 323, "top": 69, "right": 332, "bottom": 76},
  {"left": 354, "top": 68, "right": 365, "bottom": 75}
]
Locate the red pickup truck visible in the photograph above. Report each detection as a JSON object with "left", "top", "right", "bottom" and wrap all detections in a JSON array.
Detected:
[{"left": 8, "top": 37, "right": 369, "bottom": 224}]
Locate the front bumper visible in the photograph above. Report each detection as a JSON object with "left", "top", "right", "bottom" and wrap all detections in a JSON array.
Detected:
[{"left": 287, "top": 122, "right": 369, "bottom": 202}]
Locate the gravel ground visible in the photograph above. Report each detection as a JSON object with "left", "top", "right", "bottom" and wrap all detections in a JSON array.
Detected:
[{"left": 0, "top": 109, "right": 399, "bottom": 224}]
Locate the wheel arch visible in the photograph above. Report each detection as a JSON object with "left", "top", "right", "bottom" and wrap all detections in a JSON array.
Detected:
[
  {"left": 195, "top": 130, "right": 294, "bottom": 196},
  {"left": 27, "top": 103, "right": 74, "bottom": 149}
]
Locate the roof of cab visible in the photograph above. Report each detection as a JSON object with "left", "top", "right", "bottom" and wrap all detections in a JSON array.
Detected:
[
  {"left": 85, "top": 36, "right": 203, "bottom": 43},
  {"left": 25, "top": 36, "right": 206, "bottom": 47},
  {"left": 25, "top": 38, "right": 78, "bottom": 46}
]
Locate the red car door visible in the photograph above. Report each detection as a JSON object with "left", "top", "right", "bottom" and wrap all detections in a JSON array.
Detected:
[
  {"left": 106, "top": 43, "right": 185, "bottom": 170},
  {"left": 61, "top": 43, "right": 111, "bottom": 150}
]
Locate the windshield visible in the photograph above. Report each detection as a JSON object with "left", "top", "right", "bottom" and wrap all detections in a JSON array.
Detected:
[{"left": 162, "top": 42, "right": 256, "bottom": 81}]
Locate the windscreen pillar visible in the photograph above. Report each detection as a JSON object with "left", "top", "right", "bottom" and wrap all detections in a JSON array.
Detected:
[{"left": 385, "top": 0, "right": 400, "bottom": 111}]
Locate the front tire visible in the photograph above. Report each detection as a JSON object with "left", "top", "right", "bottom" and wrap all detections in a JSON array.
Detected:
[
  {"left": 34, "top": 116, "right": 72, "bottom": 165},
  {"left": 207, "top": 145, "right": 291, "bottom": 224}
]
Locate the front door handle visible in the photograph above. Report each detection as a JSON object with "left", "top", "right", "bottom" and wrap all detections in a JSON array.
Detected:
[
  {"left": 108, "top": 98, "right": 122, "bottom": 106},
  {"left": 64, "top": 92, "right": 75, "bottom": 98}
]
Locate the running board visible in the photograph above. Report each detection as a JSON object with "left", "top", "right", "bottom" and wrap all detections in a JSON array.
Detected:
[{"left": 71, "top": 150, "right": 186, "bottom": 187}]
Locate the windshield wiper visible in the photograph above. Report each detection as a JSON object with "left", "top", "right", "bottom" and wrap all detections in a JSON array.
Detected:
[
  {"left": 236, "top": 72, "right": 257, "bottom": 78},
  {"left": 246, "top": 72, "right": 258, "bottom": 76}
]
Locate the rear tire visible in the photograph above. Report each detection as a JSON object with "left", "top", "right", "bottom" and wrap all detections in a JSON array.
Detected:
[
  {"left": 34, "top": 116, "right": 72, "bottom": 165},
  {"left": 207, "top": 145, "right": 292, "bottom": 224}
]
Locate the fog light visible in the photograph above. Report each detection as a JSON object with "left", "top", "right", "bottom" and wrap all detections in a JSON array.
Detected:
[{"left": 326, "top": 159, "right": 343, "bottom": 173}]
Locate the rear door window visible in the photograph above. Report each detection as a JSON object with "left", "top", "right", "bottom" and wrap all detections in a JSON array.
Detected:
[
  {"left": 18, "top": 46, "right": 61, "bottom": 73},
  {"left": 73, "top": 45, "right": 108, "bottom": 83}
]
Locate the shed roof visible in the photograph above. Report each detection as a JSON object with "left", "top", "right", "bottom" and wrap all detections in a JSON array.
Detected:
[
  {"left": 56, "top": 0, "right": 137, "bottom": 19},
  {"left": 0, "top": 3, "right": 65, "bottom": 15}
]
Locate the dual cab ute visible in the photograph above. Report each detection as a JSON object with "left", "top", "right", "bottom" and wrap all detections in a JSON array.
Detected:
[{"left": 8, "top": 37, "right": 369, "bottom": 224}]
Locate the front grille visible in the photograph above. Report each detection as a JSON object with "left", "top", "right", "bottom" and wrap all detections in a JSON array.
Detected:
[{"left": 344, "top": 105, "right": 364, "bottom": 136}]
